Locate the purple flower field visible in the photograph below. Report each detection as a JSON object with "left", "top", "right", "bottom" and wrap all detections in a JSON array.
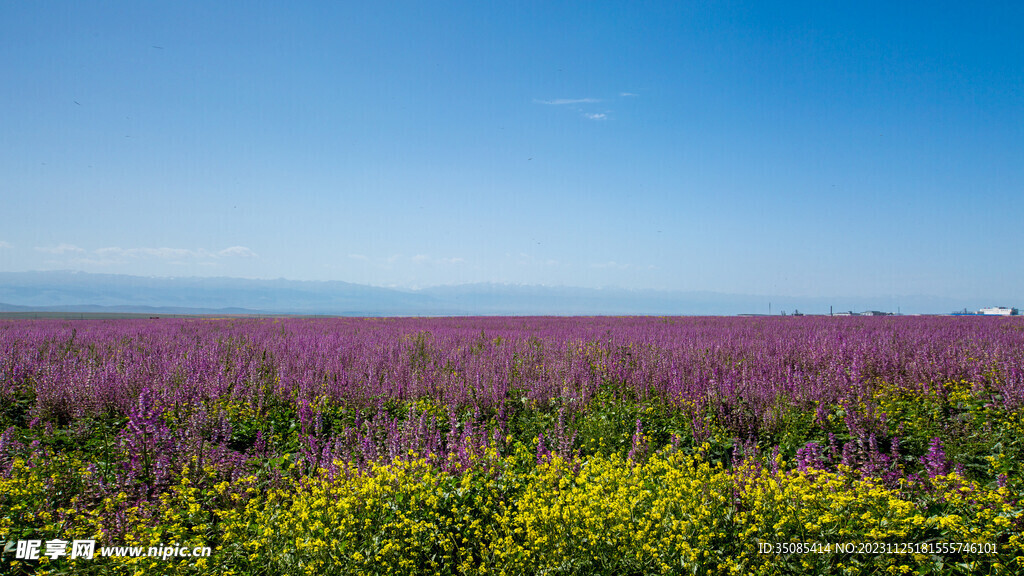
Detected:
[
  {"left": 6, "top": 316, "right": 1024, "bottom": 423},
  {"left": 2, "top": 316, "right": 1023, "bottom": 575}
]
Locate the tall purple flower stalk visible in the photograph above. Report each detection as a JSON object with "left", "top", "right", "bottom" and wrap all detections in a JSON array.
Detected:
[{"left": 922, "top": 437, "right": 950, "bottom": 478}]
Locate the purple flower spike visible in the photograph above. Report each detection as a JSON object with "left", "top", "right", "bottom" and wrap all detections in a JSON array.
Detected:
[{"left": 922, "top": 437, "right": 949, "bottom": 478}]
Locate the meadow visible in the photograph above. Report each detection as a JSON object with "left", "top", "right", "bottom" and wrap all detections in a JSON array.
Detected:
[{"left": 1, "top": 316, "right": 1022, "bottom": 575}]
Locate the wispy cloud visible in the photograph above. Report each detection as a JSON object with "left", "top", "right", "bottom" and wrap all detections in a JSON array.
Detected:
[
  {"left": 536, "top": 94, "right": 629, "bottom": 121},
  {"left": 534, "top": 98, "right": 601, "bottom": 105},
  {"left": 0, "top": 241, "right": 12, "bottom": 249},
  {"left": 412, "top": 254, "right": 464, "bottom": 265},
  {"left": 39, "top": 245, "right": 258, "bottom": 264},
  {"left": 95, "top": 247, "right": 195, "bottom": 259},
  {"left": 217, "top": 246, "right": 256, "bottom": 258},
  {"left": 348, "top": 254, "right": 369, "bottom": 261},
  {"left": 36, "top": 243, "right": 86, "bottom": 255},
  {"left": 113, "top": 246, "right": 253, "bottom": 259}
]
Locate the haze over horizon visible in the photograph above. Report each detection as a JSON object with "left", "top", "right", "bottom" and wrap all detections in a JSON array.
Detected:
[
  {"left": 2, "top": 2, "right": 1022, "bottom": 303},
  {"left": 0, "top": 270, "right": 1008, "bottom": 317}
]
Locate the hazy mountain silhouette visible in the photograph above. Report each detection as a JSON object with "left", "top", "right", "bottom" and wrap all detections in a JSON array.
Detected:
[{"left": 0, "top": 271, "right": 983, "bottom": 316}]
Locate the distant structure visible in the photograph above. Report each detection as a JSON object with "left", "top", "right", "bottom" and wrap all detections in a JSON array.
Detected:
[
  {"left": 981, "top": 306, "right": 1019, "bottom": 316},
  {"left": 951, "top": 306, "right": 1019, "bottom": 316}
]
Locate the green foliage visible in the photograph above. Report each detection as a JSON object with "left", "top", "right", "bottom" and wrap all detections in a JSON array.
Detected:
[{"left": 0, "top": 385, "right": 35, "bottom": 430}]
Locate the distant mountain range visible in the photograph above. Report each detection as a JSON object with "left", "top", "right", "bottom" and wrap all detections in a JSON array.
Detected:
[{"left": 0, "top": 270, "right": 991, "bottom": 316}]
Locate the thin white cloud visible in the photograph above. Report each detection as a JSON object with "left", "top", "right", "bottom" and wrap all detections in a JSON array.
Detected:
[
  {"left": 412, "top": 254, "right": 464, "bottom": 265},
  {"left": 36, "top": 243, "right": 86, "bottom": 254},
  {"left": 95, "top": 247, "right": 194, "bottom": 259},
  {"left": 89, "top": 245, "right": 257, "bottom": 260},
  {"left": 534, "top": 98, "right": 601, "bottom": 105},
  {"left": 348, "top": 254, "right": 369, "bottom": 261},
  {"left": 620, "top": 92, "right": 639, "bottom": 97},
  {"left": 218, "top": 246, "right": 256, "bottom": 258},
  {"left": 0, "top": 241, "right": 11, "bottom": 249},
  {"left": 583, "top": 113, "right": 607, "bottom": 120}
]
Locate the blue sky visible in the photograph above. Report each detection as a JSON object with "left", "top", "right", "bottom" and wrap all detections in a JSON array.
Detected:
[{"left": 2, "top": 1, "right": 1022, "bottom": 301}]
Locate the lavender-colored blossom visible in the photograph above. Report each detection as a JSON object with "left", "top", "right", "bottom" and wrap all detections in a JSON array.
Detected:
[
  {"left": 795, "top": 442, "right": 824, "bottom": 472},
  {"left": 0, "top": 315, "right": 1021, "bottom": 512},
  {"left": 627, "top": 418, "right": 647, "bottom": 462},
  {"left": 922, "top": 437, "right": 950, "bottom": 478}
]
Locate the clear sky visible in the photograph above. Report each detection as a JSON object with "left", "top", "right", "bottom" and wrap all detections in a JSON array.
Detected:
[{"left": 2, "top": 1, "right": 1021, "bottom": 301}]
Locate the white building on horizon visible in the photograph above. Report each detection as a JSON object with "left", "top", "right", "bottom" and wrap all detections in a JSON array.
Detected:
[{"left": 979, "top": 306, "right": 1019, "bottom": 316}]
